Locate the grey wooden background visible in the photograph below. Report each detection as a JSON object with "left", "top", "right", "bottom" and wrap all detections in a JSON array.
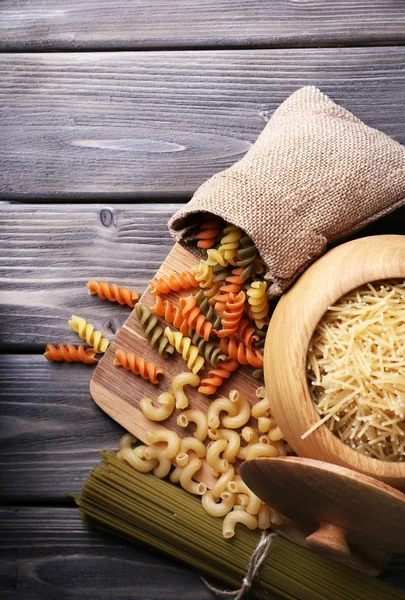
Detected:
[{"left": 1, "top": 2, "right": 405, "bottom": 599}]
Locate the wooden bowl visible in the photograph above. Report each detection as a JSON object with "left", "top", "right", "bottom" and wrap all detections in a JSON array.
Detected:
[{"left": 265, "top": 235, "right": 405, "bottom": 490}]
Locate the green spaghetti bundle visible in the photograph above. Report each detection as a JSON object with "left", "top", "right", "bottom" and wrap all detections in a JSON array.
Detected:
[{"left": 74, "top": 451, "right": 402, "bottom": 600}]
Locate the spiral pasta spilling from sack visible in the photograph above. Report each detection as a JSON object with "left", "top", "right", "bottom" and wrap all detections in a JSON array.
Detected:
[
  {"left": 44, "top": 343, "right": 98, "bottom": 364},
  {"left": 114, "top": 349, "right": 163, "bottom": 384},
  {"left": 149, "top": 270, "right": 198, "bottom": 295},
  {"left": 68, "top": 315, "right": 110, "bottom": 353},
  {"left": 179, "top": 295, "right": 216, "bottom": 341},
  {"left": 163, "top": 328, "right": 205, "bottom": 374},
  {"left": 217, "top": 225, "right": 242, "bottom": 265},
  {"left": 87, "top": 280, "right": 139, "bottom": 307},
  {"left": 236, "top": 236, "right": 259, "bottom": 281},
  {"left": 135, "top": 303, "right": 175, "bottom": 358},
  {"left": 192, "top": 260, "right": 214, "bottom": 289},
  {"left": 196, "top": 215, "right": 221, "bottom": 249},
  {"left": 236, "top": 318, "right": 259, "bottom": 348}
]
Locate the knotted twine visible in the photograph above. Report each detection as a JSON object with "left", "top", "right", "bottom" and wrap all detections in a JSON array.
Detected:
[
  {"left": 202, "top": 531, "right": 277, "bottom": 600},
  {"left": 169, "top": 86, "right": 405, "bottom": 298}
]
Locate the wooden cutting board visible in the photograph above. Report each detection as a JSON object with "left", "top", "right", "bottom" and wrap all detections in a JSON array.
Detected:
[{"left": 90, "top": 242, "right": 261, "bottom": 488}]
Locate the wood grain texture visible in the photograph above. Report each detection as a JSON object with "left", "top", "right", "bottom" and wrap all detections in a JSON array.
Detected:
[
  {"left": 1, "top": 1, "right": 405, "bottom": 50},
  {"left": 0, "top": 204, "right": 178, "bottom": 349},
  {"left": 90, "top": 243, "right": 259, "bottom": 489},
  {"left": 0, "top": 507, "right": 214, "bottom": 600},
  {"left": 1, "top": 203, "right": 405, "bottom": 350},
  {"left": 1, "top": 49, "right": 405, "bottom": 199},
  {"left": 0, "top": 355, "right": 124, "bottom": 502},
  {"left": 265, "top": 235, "right": 405, "bottom": 490},
  {"left": 0, "top": 507, "right": 403, "bottom": 595}
]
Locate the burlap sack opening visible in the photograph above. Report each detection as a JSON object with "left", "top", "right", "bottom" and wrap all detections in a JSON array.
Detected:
[{"left": 168, "top": 86, "right": 405, "bottom": 297}]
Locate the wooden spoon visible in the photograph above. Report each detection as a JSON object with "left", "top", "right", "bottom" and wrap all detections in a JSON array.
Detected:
[{"left": 240, "top": 456, "right": 405, "bottom": 575}]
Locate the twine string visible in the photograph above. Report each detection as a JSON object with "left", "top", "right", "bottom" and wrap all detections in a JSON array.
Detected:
[{"left": 202, "top": 531, "right": 277, "bottom": 600}]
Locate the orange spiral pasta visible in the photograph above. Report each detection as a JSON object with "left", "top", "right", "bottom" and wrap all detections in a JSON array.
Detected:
[
  {"left": 217, "top": 290, "right": 245, "bottom": 339},
  {"left": 149, "top": 271, "right": 199, "bottom": 295},
  {"left": 179, "top": 296, "right": 216, "bottom": 341},
  {"left": 113, "top": 349, "right": 163, "bottom": 384},
  {"left": 198, "top": 358, "right": 239, "bottom": 395},
  {"left": 87, "top": 280, "right": 139, "bottom": 307},
  {"left": 214, "top": 267, "right": 244, "bottom": 309},
  {"left": 153, "top": 295, "right": 189, "bottom": 336},
  {"left": 236, "top": 318, "right": 259, "bottom": 348},
  {"left": 196, "top": 215, "right": 221, "bottom": 249},
  {"left": 44, "top": 344, "right": 97, "bottom": 364},
  {"left": 219, "top": 338, "right": 263, "bottom": 368}
]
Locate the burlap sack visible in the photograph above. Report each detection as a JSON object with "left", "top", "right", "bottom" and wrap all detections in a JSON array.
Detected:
[{"left": 168, "top": 86, "right": 405, "bottom": 297}]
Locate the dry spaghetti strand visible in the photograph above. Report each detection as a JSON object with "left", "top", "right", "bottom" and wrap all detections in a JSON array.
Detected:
[
  {"left": 149, "top": 271, "right": 199, "bottom": 295},
  {"left": 114, "top": 349, "right": 163, "bottom": 384},
  {"left": 87, "top": 280, "right": 139, "bottom": 307},
  {"left": 198, "top": 358, "right": 239, "bottom": 395},
  {"left": 219, "top": 338, "right": 263, "bottom": 368},
  {"left": 179, "top": 295, "right": 216, "bottom": 341},
  {"left": 44, "top": 344, "right": 98, "bottom": 364}
]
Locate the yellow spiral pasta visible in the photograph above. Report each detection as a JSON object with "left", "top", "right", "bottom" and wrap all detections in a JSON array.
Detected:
[
  {"left": 164, "top": 328, "right": 205, "bottom": 374},
  {"left": 191, "top": 260, "right": 214, "bottom": 289},
  {"left": 246, "top": 281, "right": 269, "bottom": 329},
  {"left": 205, "top": 248, "right": 228, "bottom": 267},
  {"left": 68, "top": 315, "right": 109, "bottom": 353},
  {"left": 217, "top": 225, "right": 242, "bottom": 265}
]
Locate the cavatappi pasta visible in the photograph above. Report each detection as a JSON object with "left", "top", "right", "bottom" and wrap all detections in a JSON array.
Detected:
[{"left": 306, "top": 280, "right": 405, "bottom": 461}]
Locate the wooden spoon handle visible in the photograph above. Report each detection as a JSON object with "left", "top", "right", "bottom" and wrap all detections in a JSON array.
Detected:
[{"left": 306, "top": 523, "right": 383, "bottom": 576}]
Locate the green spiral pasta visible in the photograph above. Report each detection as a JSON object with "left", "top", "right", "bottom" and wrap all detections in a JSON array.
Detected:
[
  {"left": 188, "top": 328, "right": 227, "bottom": 367},
  {"left": 135, "top": 302, "right": 175, "bottom": 358},
  {"left": 236, "top": 235, "right": 259, "bottom": 281},
  {"left": 194, "top": 290, "right": 222, "bottom": 331},
  {"left": 254, "top": 326, "right": 267, "bottom": 350}
]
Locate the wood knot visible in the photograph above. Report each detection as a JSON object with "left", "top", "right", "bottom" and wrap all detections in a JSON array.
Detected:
[{"left": 100, "top": 208, "right": 115, "bottom": 228}]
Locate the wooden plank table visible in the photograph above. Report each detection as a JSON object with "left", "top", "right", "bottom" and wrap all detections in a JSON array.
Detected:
[{"left": 1, "top": 3, "right": 405, "bottom": 598}]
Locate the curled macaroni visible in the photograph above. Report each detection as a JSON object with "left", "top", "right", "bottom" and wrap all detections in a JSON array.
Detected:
[
  {"left": 118, "top": 443, "right": 157, "bottom": 473},
  {"left": 144, "top": 429, "right": 181, "bottom": 459},
  {"left": 143, "top": 445, "right": 172, "bottom": 478},
  {"left": 169, "top": 465, "right": 183, "bottom": 484},
  {"left": 246, "top": 442, "right": 278, "bottom": 459},
  {"left": 175, "top": 437, "right": 206, "bottom": 466},
  {"left": 211, "top": 466, "right": 235, "bottom": 498},
  {"left": 139, "top": 392, "right": 175, "bottom": 421},
  {"left": 258, "top": 417, "right": 271, "bottom": 433},
  {"left": 222, "top": 510, "right": 258, "bottom": 538},
  {"left": 208, "top": 429, "right": 240, "bottom": 463},
  {"left": 206, "top": 439, "right": 229, "bottom": 475},
  {"left": 227, "top": 478, "right": 261, "bottom": 515},
  {"left": 171, "top": 372, "right": 200, "bottom": 409},
  {"left": 177, "top": 409, "right": 208, "bottom": 441},
  {"left": 222, "top": 390, "right": 250, "bottom": 429},
  {"left": 207, "top": 396, "right": 238, "bottom": 430},
  {"left": 202, "top": 490, "right": 235, "bottom": 518},
  {"left": 179, "top": 458, "right": 206, "bottom": 495}
]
